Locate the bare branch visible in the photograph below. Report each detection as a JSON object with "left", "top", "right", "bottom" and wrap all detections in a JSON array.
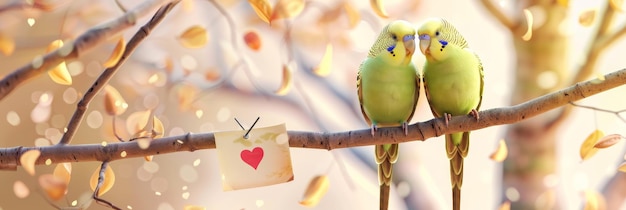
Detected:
[
  {"left": 0, "top": 0, "right": 176, "bottom": 101},
  {"left": 92, "top": 161, "right": 121, "bottom": 210},
  {"left": 0, "top": 68, "right": 625, "bottom": 168},
  {"left": 479, "top": 0, "right": 516, "bottom": 31},
  {"left": 58, "top": 1, "right": 179, "bottom": 145}
]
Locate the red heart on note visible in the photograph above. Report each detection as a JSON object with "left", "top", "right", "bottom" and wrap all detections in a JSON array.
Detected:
[{"left": 240, "top": 147, "right": 264, "bottom": 170}]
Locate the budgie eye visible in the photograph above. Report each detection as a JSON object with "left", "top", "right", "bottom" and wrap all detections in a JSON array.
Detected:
[
  {"left": 391, "top": 34, "right": 398, "bottom": 40},
  {"left": 435, "top": 31, "right": 440, "bottom": 36}
]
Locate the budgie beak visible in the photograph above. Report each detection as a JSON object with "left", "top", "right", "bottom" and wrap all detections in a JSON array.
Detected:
[
  {"left": 418, "top": 34, "right": 430, "bottom": 56},
  {"left": 403, "top": 34, "right": 415, "bottom": 56}
]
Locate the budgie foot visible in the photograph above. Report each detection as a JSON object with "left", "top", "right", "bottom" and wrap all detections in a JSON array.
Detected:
[
  {"left": 370, "top": 124, "right": 378, "bottom": 136},
  {"left": 444, "top": 113, "right": 452, "bottom": 126},
  {"left": 470, "top": 109, "right": 480, "bottom": 121},
  {"left": 402, "top": 122, "right": 409, "bottom": 136}
]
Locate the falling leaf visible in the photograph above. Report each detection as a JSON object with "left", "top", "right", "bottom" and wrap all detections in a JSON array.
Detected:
[
  {"left": 270, "top": 0, "right": 305, "bottom": 23},
  {"left": 243, "top": 30, "right": 262, "bottom": 51},
  {"left": 103, "top": 37, "right": 126, "bottom": 68},
  {"left": 344, "top": 2, "right": 361, "bottom": 28},
  {"left": 578, "top": 9, "right": 596, "bottom": 27},
  {"left": 313, "top": 44, "right": 333, "bottom": 77},
  {"left": 184, "top": 206, "right": 206, "bottom": 210},
  {"left": 583, "top": 190, "right": 606, "bottom": 210},
  {"left": 103, "top": 85, "right": 128, "bottom": 116},
  {"left": 39, "top": 174, "right": 67, "bottom": 201},
  {"left": 498, "top": 201, "right": 511, "bottom": 210},
  {"left": 89, "top": 164, "right": 115, "bottom": 196},
  {"left": 618, "top": 162, "right": 626, "bottom": 172},
  {"left": 299, "top": 175, "right": 330, "bottom": 207},
  {"left": 46, "top": 40, "right": 72, "bottom": 85},
  {"left": 248, "top": 0, "right": 272, "bottom": 23},
  {"left": 556, "top": 0, "right": 568, "bottom": 7},
  {"left": 53, "top": 163, "right": 72, "bottom": 185},
  {"left": 178, "top": 25, "right": 208, "bottom": 49},
  {"left": 20, "top": 149, "right": 41, "bottom": 176},
  {"left": 126, "top": 110, "right": 164, "bottom": 139},
  {"left": 489, "top": 139, "right": 508, "bottom": 162},
  {"left": 580, "top": 129, "right": 604, "bottom": 160},
  {"left": 275, "top": 64, "right": 292, "bottom": 96},
  {"left": 13, "top": 180, "right": 29, "bottom": 198},
  {"left": 0, "top": 33, "right": 15, "bottom": 56},
  {"left": 610, "top": 0, "right": 624, "bottom": 12},
  {"left": 522, "top": 9, "right": 533, "bottom": 41},
  {"left": 369, "top": 0, "right": 388, "bottom": 18},
  {"left": 594, "top": 134, "right": 623, "bottom": 149}
]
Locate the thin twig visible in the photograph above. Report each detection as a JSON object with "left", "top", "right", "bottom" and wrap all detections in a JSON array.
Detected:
[
  {"left": 58, "top": 1, "right": 180, "bottom": 145},
  {"left": 479, "top": 0, "right": 516, "bottom": 31},
  {"left": 569, "top": 102, "right": 626, "bottom": 124},
  {"left": 0, "top": 0, "right": 175, "bottom": 101},
  {"left": 92, "top": 161, "right": 122, "bottom": 210},
  {"left": 1, "top": 67, "right": 625, "bottom": 168}
]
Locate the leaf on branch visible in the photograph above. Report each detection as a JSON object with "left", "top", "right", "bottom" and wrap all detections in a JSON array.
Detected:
[
  {"left": 178, "top": 25, "right": 208, "bottom": 49},
  {"left": 53, "top": 163, "right": 72, "bottom": 186},
  {"left": 243, "top": 30, "right": 262, "bottom": 51},
  {"left": 593, "top": 134, "right": 623, "bottom": 148},
  {"left": 583, "top": 190, "right": 606, "bottom": 210},
  {"left": 39, "top": 174, "right": 67, "bottom": 201},
  {"left": 313, "top": 44, "right": 333, "bottom": 77},
  {"left": 578, "top": 9, "right": 596, "bottom": 27},
  {"left": 13, "top": 180, "right": 29, "bottom": 198},
  {"left": 46, "top": 40, "right": 72, "bottom": 85},
  {"left": 489, "top": 139, "right": 508, "bottom": 162},
  {"left": 104, "top": 85, "right": 128, "bottom": 116},
  {"left": 248, "top": 0, "right": 272, "bottom": 24},
  {"left": 275, "top": 64, "right": 293, "bottom": 96},
  {"left": 20, "top": 149, "right": 41, "bottom": 176},
  {"left": 89, "top": 164, "right": 115, "bottom": 196},
  {"left": 103, "top": 37, "right": 126, "bottom": 68},
  {"left": 610, "top": 0, "right": 624, "bottom": 12},
  {"left": 270, "top": 0, "right": 305, "bottom": 23},
  {"left": 522, "top": 9, "right": 533, "bottom": 41},
  {"left": 369, "top": 0, "right": 389, "bottom": 18},
  {"left": 580, "top": 129, "right": 604, "bottom": 160},
  {"left": 0, "top": 33, "right": 15, "bottom": 56},
  {"left": 299, "top": 175, "right": 330, "bottom": 207}
]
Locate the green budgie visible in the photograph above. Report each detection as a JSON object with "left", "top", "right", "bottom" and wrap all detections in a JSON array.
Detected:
[
  {"left": 356, "top": 20, "right": 419, "bottom": 210},
  {"left": 418, "top": 18, "right": 484, "bottom": 210}
]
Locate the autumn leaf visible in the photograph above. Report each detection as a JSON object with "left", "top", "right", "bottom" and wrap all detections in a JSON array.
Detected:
[
  {"left": 103, "top": 85, "right": 128, "bottom": 116},
  {"left": 583, "top": 190, "right": 606, "bottom": 210},
  {"left": 522, "top": 9, "right": 533, "bottom": 41},
  {"left": 13, "top": 180, "right": 29, "bottom": 198},
  {"left": 344, "top": 3, "right": 361, "bottom": 29},
  {"left": 610, "top": 0, "right": 624, "bottom": 12},
  {"left": 53, "top": 163, "right": 72, "bottom": 185},
  {"left": 580, "top": 129, "right": 604, "bottom": 160},
  {"left": 248, "top": 0, "right": 272, "bottom": 24},
  {"left": 39, "top": 174, "right": 67, "bottom": 201},
  {"left": 593, "top": 134, "right": 623, "bottom": 149},
  {"left": 299, "top": 175, "right": 330, "bottom": 207},
  {"left": 275, "top": 64, "right": 292, "bottom": 96},
  {"left": 578, "top": 9, "right": 596, "bottom": 27},
  {"left": 489, "top": 139, "right": 508, "bottom": 162},
  {"left": 89, "top": 164, "right": 115, "bottom": 196},
  {"left": 178, "top": 25, "right": 208, "bottom": 48},
  {"left": 369, "top": 0, "right": 389, "bottom": 18},
  {"left": 313, "top": 44, "right": 332, "bottom": 77},
  {"left": 270, "top": 0, "right": 305, "bottom": 23},
  {"left": 103, "top": 37, "right": 126, "bottom": 68},
  {"left": 20, "top": 149, "right": 41, "bottom": 176}
]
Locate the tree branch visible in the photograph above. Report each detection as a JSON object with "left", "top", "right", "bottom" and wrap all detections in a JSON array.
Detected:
[
  {"left": 0, "top": 68, "right": 625, "bottom": 168},
  {"left": 58, "top": 1, "right": 179, "bottom": 145},
  {"left": 479, "top": 0, "right": 516, "bottom": 31},
  {"left": 0, "top": 0, "right": 176, "bottom": 101}
]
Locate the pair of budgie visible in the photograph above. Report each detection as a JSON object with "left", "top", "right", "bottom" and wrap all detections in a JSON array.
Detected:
[{"left": 356, "top": 18, "right": 484, "bottom": 210}]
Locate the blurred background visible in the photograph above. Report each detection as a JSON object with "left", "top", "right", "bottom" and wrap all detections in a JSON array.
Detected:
[{"left": 1, "top": 0, "right": 626, "bottom": 209}]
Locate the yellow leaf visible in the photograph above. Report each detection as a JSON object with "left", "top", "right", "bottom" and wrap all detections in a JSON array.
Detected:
[
  {"left": 618, "top": 162, "right": 626, "bottom": 172},
  {"left": 579, "top": 9, "right": 596, "bottom": 27},
  {"left": 556, "top": 0, "right": 568, "bottom": 7},
  {"left": 583, "top": 190, "right": 606, "bottom": 210},
  {"left": 103, "top": 37, "right": 126, "bottom": 68},
  {"left": 522, "top": 9, "right": 533, "bottom": 41},
  {"left": 46, "top": 40, "right": 72, "bottom": 85},
  {"left": 299, "top": 175, "right": 330, "bottom": 207},
  {"left": 344, "top": 3, "right": 361, "bottom": 29},
  {"left": 489, "top": 139, "right": 508, "bottom": 162},
  {"left": 20, "top": 150, "right": 41, "bottom": 176},
  {"left": 184, "top": 206, "right": 206, "bottom": 210},
  {"left": 0, "top": 33, "right": 15, "bottom": 56},
  {"left": 271, "top": 0, "right": 305, "bottom": 23},
  {"left": 248, "top": 0, "right": 272, "bottom": 24},
  {"left": 103, "top": 85, "right": 128, "bottom": 116},
  {"left": 53, "top": 163, "right": 72, "bottom": 185},
  {"left": 610, "top": 0, "right": 624, "bottom": 12},
  {"left": 89, "top": 164, "right": 115, "bottom": 196},
  {"left": 593, "top": 134, "right": 623, "bottom": 149},
  {"left": 369, "top": 0, "right": 389, "bottom": 18},
  {"left": 275, "top": 64, "right": 292, "bottom": 96},
  {"left": 13, "top": 180, "right": 30, "bottom": 198},
  {"left": 580, "top": 130, "right": 604, "bottom": 161},
  {"left": 178, "top": 25, "right": 208, "bottom": 49},
  {"left": 39, "top": 174, "right": 67, "bottom": 201},
  {"left": 498, "top": 201, "right": 511, "bottom": 210},
  {"left": 313, "top": 44, "right": 332, "bottom": 77}
]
